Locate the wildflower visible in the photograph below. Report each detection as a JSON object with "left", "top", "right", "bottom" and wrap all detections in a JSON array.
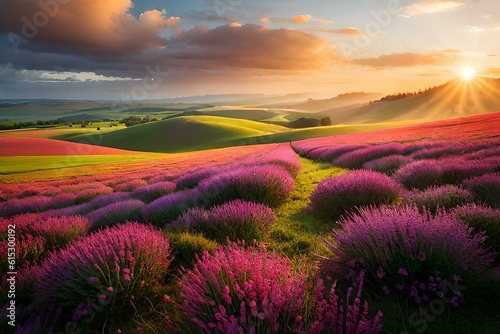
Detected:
[
  {"left": 107, "top": 287, "right": 114, "bottom": 292},
  {"left": 418, "top": 251, "right": 426, "bottom": 261},
  {"left": 163, "top": 294, "right": 171, "bottom": 303},
  {"left": 88, "top": 277, "right": 99, "bottom": 284},
  {"left": 398, "top": 268, "right": 409, "bottom": 276},
  {"left": 382, "top": 286, "right": 391, "bottom": 295},
  {"left": 452, "top": 274, "right": 461, "bottom": 282},
  {"left": 376, "top": 267, "right": 385, "bottom": 279},
  {"left": 99, "top": 294, "right": 107, "bottom": 302},
  {"left": 124, "top": 274, "right": 130, "bottom": 281}
]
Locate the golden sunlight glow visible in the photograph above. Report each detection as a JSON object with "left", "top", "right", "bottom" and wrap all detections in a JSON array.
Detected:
[{"left": 459, "top": 66, "right": 477, "bottom": 81}]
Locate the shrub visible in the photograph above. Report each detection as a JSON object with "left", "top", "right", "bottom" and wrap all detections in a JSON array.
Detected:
[
  {"left": 402, "top": 185, "right": 474, "bottom": 213},
  {"left": 309, "top": 170, "right": 401, "bottom": 221},
  {"left": 439, "top": 158, "right": 496, "bottom": 185},
  {"left": 168, "top": 232, "right": 218, "bottom": 269},
  {"left": 394, "top": 160, "right": 443, "bottom": 190},
  {"left": 411, "top": 143, "right": 469, "bottom": 159},
  {"left": 48, "top": 193, "right": 76, "bottom": 209},
  {"left": 0, "top": 234, "right": 45, "bottom": 273},
  {"left": 74, "top": 186, "right": 113, "bottom": 204},
  {"left": 33, "top": 223, "right": 172, "bottom": 329},
  {"left": 363, "top": 155, "right": 412, "bottom": 175},
  {"left": 174, "top": 167, "right": 223, "bottom": 190},
  {"left": 113, "top": 179, "right": 148, "bottom": 192},
  {"left": 179, "top": 241, "right": 306, "bottom": 333},
  {"left": 172, "top": 200, "right": 276, "bottom": 243},
  {"left": 87, "top": 199, "right": 145, "bottom": 229},
  {"left": 42, "top": 192, "right": 131, "bottom": 217},
  {"left": 463, "top": 173, "right": 500, "bottom": 208},
  {"left": 318, "top": 144, "right": 370, "bottom": 163},
  {"left": 322, "top": 206, "right": 494, "bottom": 306},
  {"left": 28, "top": 215, "right": 93, "bottom": 249},
  {"left": 451, "top": 204, "right": 500, "bottom": 255},
  {"left": 334, "top": 143, "right": 406, "bottom": 169},
  {"left": 130, "top": 181, "right": 176, "bottom": 203},
  {"left": 310, "top": 272, "right": 383, "bottom": 334},
  {"left": 198, "top": 165, "right": 295, "bottom": 207},
  {"left": 141, "top": 188, "right": 201, "bottom": 225},
  {"left": 0, "top": 196, "right": 51, "bottom": 217},
  {"left": 246, "top": 144, "right": 301, "bottom": 177}
]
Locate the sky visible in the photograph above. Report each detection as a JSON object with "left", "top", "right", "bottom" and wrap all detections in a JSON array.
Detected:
[{"left": 0, "top": 0, "right": 498, "bottom": 100}]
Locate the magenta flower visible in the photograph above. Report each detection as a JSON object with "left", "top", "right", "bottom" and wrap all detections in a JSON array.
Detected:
[{"left": 376, "top": 267, "right": 385, "bottom": 279}]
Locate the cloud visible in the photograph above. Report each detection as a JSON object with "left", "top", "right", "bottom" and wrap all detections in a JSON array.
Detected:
[
  {"left": 0, "top": 0, "right": 179, "bottom": 54},
  {"left": 0, "top": 24, "right": 338, "bottom": 78},
  {"left": 330, "top": 28, "right": 365, "bottom": 36},
  {"left": 230, "top": 22, "right": 242, "bottom": 28},
  {"left": 402, "top": 0, "right": 465, "bottom": 17},
  {"left": 353, "top": 49, "right": 461, "bottom": 68},
  {"left": 292, "top": 15, "right": 312, "bottom": 23},
  {"left": 260, "top": 15, "right": 330, "bottom": 25},
  {"left": 165, "top": 24, "right": 337, "bottom": 71}
]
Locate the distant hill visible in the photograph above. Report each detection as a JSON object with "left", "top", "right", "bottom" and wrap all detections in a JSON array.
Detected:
[
  {"left": 65, "top": 116, "right": 288, "bottom": 153},
  {"left": 58, "top": 113, "right": 104, "bottom": 122},
  {"left": 260, "top": 92, "right": 384, "bottom": 112},
  {"left": 156, "top": 93, "right": 312, "bottom": 105},
  {"left": 317, "top": 77, "right": 500, "bottom": 124}
]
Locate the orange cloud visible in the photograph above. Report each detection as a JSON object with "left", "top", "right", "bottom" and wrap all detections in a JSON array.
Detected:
[
  {"left": 164, "top": 25, "right": 337, "bottom": 71},
  {"left": 260, "top": 17, "right": 271, "bottom": 23},
  {"left": 230, "top": 22, "right": 242, "bottom": 28},
  {"left": 292, "top": 15, "right": 312, "bottom": 23},
  {"left": 402, "top": 0, "right": 465, "bottom": 17},
  {"left": 333, "top": 28, "right": 365, "bottom": 36},
  {"left": 353, "top": 49, "right": 461, "bottom": 67},
  {"left": 0, "top": 0, "right": 179, "bottom": 53}
]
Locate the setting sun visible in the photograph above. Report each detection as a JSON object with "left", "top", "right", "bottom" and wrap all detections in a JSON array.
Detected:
[{"left": 459, "top": 66, "right": 477, "bottom": 81}]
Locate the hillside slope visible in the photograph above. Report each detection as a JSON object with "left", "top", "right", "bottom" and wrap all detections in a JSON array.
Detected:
[
  {"left": 65, "top": 116, "right": 287, "bottom": 152},
  {"left": 318, "top": 78, "right": 500, "bottom": 124}
]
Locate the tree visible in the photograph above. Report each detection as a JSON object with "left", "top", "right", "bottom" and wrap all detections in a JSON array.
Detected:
[{"left": 320, "top": 117, "right": 332, "bottom": 126}]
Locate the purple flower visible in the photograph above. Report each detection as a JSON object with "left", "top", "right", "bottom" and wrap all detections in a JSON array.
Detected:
[
  {"left": 309, "top": 170, "right": 401, "bottom": 221},
  {"left": 452, "top": 274, "right": 462, "bottom": 282},
  {"left": 418, "top": 252, "right": 426, "bottom": 262},
  {"left": 382, "top": 286, "right": 391, "bottom": 295},
  {"left": 376, "top": 267, "right": 385, "bottom": 279},
  {"left": 398, "top": 268, "right": 409, "bottom": 276}
]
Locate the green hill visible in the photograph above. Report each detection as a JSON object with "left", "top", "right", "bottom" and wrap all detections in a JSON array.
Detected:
[{"left": 65, "top": 116, "right": 287, "bottom": 153}]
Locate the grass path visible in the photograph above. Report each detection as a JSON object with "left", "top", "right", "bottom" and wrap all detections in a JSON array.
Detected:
[{"left": 269, "top": 157, "right": 345, "bottom": 259}]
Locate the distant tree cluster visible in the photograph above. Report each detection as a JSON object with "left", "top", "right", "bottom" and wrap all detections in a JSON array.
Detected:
[
  {"left": 0, "top": 119, "right": 62, "bottom": 130},
  {"left": 120, "top": 115, "right": 158, "bottom": 127},
  {"left": 375, "top": 84, "right": 443, "bottom": 103},
  {"left": 287, "top": 117, "right": 332, "bottom": 129}
]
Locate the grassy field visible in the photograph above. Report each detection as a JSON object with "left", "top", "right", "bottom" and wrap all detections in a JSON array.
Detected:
[{"left": 64, "top": 116, "right": 288, "bottom": 152}]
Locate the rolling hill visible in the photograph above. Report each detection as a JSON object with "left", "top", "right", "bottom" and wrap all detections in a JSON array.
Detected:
[
  {"left": 317, "top": 77, "right": 500, "bottom": 124},
  {"left": 65, "top": 116, "right": 288, "bottom": 153}
]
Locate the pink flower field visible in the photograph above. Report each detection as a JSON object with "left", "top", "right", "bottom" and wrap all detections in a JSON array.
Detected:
[{"left": 1, "top": 114, "right": 500, "bottom": 333}]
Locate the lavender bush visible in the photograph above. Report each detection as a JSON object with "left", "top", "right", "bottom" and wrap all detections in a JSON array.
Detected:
[
  {"left": 33, "top": 223, "right": 172, "bottom": 329},
  {"left": 451, "top": 204, "right": 500, "bottom": 257},
  {"left": 394, "top": 160, "right": 443, "bottom": 190},
  {"left": 402, "top": 185, "right": 474, "bottom": 213},
  {"left": 141, "top": 188, "right": 202, "bottom": 225},
  {"left": 179, "top": 241, "right": 307, "bottom": 333},
  {"left": 198, "top": 165, "right": 295, "bottom": 208},
  {"left": 130, "top": 181, "right": 176, "bottom": 203},
  {"left": 318, "top": 144, "right": 370, "bottom": 163},
  {"left": 439, "top": 158, "right": 496, "bottom": 185},
  {"left": 462, "top": 173, "right": 500, "bottom": 208},
  {"left": 310, "top": 272, "right": 383, "bottom": 334},
  {"left": 172, "top": 200, "right": 276, "bottom": 243},
  {"left": 309, "top": 170, "right": 401, "bottom": 221},
  {"left": 87, "top": 199, "right": 145, "bottom": 229},
  {"left": 74, "top": 186, "right": 113, "bottom": 204},
  {"left": 0, "top": 196, "right": 51, "bottom": 217},
  {"left": 334, "top": 143, "right": 406, "bottom": 169},
  {"left": 322, "top": 206, "right": 494, "bottom": 307},
  {"left": 175, "top": 167, "right": 224, "bottom": 190},
  {"left": 363, "top": 155, "right": 412, "bottom": 175}
]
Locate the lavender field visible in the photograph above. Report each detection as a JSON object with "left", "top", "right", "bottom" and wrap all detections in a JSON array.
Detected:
[{"left": 1, "top": 113, "right": 499, "bottom": 333}]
